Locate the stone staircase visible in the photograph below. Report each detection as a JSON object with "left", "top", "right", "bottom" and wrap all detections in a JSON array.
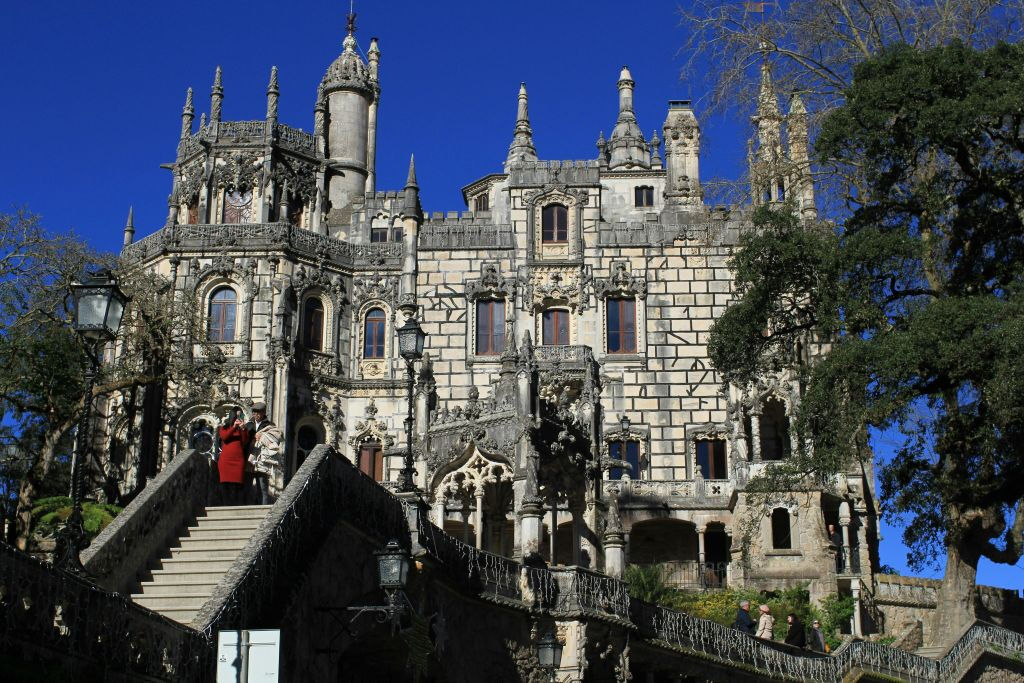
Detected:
[
  {"left": 131, "top": 505, "right": 271, "bottom": 624},
  {"left": 914, "top": 645, "right": 947, "bottom": 659}
]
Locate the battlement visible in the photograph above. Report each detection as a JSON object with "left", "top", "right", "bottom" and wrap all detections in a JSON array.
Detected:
[{"left": 508, "top": 159, "right": 601, "bottom": 187}]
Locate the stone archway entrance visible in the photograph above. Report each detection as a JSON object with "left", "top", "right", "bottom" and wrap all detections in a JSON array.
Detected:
[{"left": 431, "top": 448, "right": 513, "bottom": 554}]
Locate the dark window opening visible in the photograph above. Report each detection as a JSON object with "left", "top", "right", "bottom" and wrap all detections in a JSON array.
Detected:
[
  {"left": 187, "top": 200, "right": 200, "bottom": 225},
  {"left": 542, "top": 204, "right": 568, "bottom": 243},
  {"left": 474, "top": 194, "right": 489, "bottom": 212},
  {"left": 287, "top": 196, "right": 304, "bottom": 226},
  {"left": 296, "top": 424, "right": 321, "bottom": 468},
  {"left": 208, "top": 287, "right": 237, "bottom": 342},
  {"left": 475, "top": 299, "right": 505, "bottom": 355},
  {"left": 634, "top": 186, "right": 655, "bottom": 207},
  {"left": 609, "top": 440, "right": 641, "bottom": 480},
  {"left": 358, "top": 441, "right": 384, "bottom": 481},
  {"left": 777, "top": 178, "right": 786, "bottom": 201},
  {"left": 370, "top": 224, "right": 389, "bottom": 242},
  {"left": 695, "top": 438, "right": 728, "bottom": 479},
  {"left": 542, "top": 309, "right": 570, "bottom": 345},
  {"left": 392, "top": 225, "right": 403, "bottom": 242},
  {"left": 760, "top": 398, "right": 791, "bottom": 460},
  {"left": 607, "top": 297, "right": 636, "bottom": 353},
  {"left": 363, "top": 308, "right": 386, "bottom": 358},
  {"left": 303, "top": 297, "right": 325, "bottom": 351},
  {"left": 771, "top": 508, "right": 792, "bottom": 549}
]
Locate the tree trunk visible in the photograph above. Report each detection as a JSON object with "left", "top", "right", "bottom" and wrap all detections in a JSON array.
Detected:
[
  {"left": 13, "top": 419, "right": 76, "bottom": 550},
  {"left": 932, "top": 543, "right": 979, "bottom": 647}
]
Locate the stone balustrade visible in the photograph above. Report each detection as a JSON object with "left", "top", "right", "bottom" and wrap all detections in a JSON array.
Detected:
[{"left": 604, "top": 477, "right": 735, "bottom": 504}]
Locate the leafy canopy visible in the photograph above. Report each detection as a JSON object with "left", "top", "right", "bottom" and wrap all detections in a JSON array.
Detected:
[{"left": 709, "top": 41, "right": 1024, "bottom": 570}]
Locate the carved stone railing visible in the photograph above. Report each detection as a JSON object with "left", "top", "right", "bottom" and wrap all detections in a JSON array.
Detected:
[
  {"left": 121, "top": 223, "right": 403, "bottom": 269},
  {"left": 216, "top": 120, "right": 267, "bottom": 140},
  {"left": 875, "top": 574, "right": 940, "bottom": 608},
  {"left": 550, "top": 565, "right": 631, "bottom": 620},
  {"left": 178, "top": 121, "right": 316, "bottom": 157},
  {"left": 418, "top": 223, "right": 514, "bottom": 250},
  {"left": 508, "top": 159, "right": 601, "bottom": 186},
  {"left": 604, "top": 478, "right": 735, "bottom": 505},
  {"left": 937, "top": 621, "right": 1024, "bottom": 680},
  {"left": 597, "top": 219, "right": 711, "bottom": 247},
  {"left": 0, "top": 542, "right": 208, "bottom": 680},
  {"left": 194, "top": 444, "right": 409, "bottom": 633},
  {"left": 533, "top": 345, "right": 594, "bottom": 368},
  {"left": 658, "top": 560, "right": 729, "bottom": 590},
  {"left": 82, "top": 448, "right": 211, "bottom": 593},
  {"left": 276, "top": 124, "right": 316, "bottom": 155}
]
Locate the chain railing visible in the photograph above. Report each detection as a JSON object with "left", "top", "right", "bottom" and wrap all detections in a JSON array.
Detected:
[{"left": 0, "top": 542, "right": 208, "bottom": 680}]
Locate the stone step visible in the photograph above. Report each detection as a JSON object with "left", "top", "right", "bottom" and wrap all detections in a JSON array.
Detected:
[
  {"left": 138, "top": 580, "right": 220, "bottom": 596},
  {"left": 168, "top": 547, "right": 241, "bottom": 561},
  {"left": 149, "top": 569, "right": 226, "bottom": 584},
  {"left": 914, "top": 646, "right": 947, "bottom": 659},
  {"left": 147, "top": 607, "right": 200, "bottom": 625},
  {"left": 176, "top": 536, "right": 251, "bottom": 551},
  {"left": 159, "top": 557, "right": 236, "bottom": 573},
  {"left": 190, "top": 516, "right": 267, "bottom": 530},
  {"left": 132, "top": 593, "right": 210, "bottom": 611},
  {"left": 184, "top": 525, "right": 262, "bottom": 538},
  {"left": 200, "top": 505, "right": 272, "bottom": 520}
]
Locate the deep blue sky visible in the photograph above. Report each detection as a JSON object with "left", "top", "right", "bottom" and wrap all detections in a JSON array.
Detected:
[{"left": 0, "top": 1, "right": 1018, "bottom": 590}]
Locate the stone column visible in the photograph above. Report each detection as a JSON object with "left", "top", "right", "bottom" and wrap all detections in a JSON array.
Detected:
[
  {"left": 839, "top": 501, "right": 852, "bottom": 573},
  {"left": 431, "top": 499, "right": 445, "bottom": 527},
  {"left": 697, "top": 524, "right": 707, "bottom": 565},
  {"left": 571, "top": 509, "right": 583, "bottom": 566},
  {"left": 462, "top": 507, "right": 471, "bottom": 545},
  {"left": 475, "top": 489, "right": 485, "bottom": 550},
  {"left": 751, "top": 411, "right": 762, "bottom": 462},
  {"left": 851, "top": 581, "right": 863, "bottom": 636},
  {"left": 549, "top": 505, "right": 558, "bottom": 563},
  {"left": 604, "top": 528, "right": 626, "bottom": 579},
  {"left": 519, "top": 498, "right": 544, "bottom": 558}
]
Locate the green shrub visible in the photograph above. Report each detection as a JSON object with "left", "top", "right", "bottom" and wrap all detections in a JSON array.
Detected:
[
  {"left": 31, "top": 496, "right": 122, "bottom": 541},
  {"left": 624, "top": 563, "right": 674, "bottom": 605}
]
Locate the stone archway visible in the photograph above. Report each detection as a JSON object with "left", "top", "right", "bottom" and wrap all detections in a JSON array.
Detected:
[{"left": 432, "top": 447, "right": 513, "bottom": 553}]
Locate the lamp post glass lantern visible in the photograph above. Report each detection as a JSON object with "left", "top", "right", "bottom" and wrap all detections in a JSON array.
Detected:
[
  {"left": 375, "top": 539, "right": 410, "bottom": 591},
  {"left": 536, "top": 630, "right": 563, "bottom": 675},
  {"left": 55, "top": 269, "right": 127, "bottom": 574},
  {"left": 619, "top": 415, "right": 631, "bottom": 434},
  {"left": 396, "top": 317, "right": 426, "bottom": 492}
]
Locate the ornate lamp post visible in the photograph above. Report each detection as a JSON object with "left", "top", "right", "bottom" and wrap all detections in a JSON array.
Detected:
[
  {"left": 347, "top": 538, "right": 413, "bottom": 632},
  {"left": 536, "top": 629, "right": 563, "bottom": 681},
  {"left": 396, "top": 317, "right": 426, "bottom": 493},
  {"left": 54, "top": 269, "right": 127, "bottom": 573}
]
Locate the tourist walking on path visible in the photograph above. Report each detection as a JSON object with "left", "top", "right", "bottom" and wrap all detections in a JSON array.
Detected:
[
  {"left": 785, "top": 613, "right": 807, "bottom": 648},
  {"left": 245, "top": 402, "right": 283, "bottom": 505},
  {"left": 218, "top": 412, "right": 250, "bottom": 505},
  {"left": 733, "top": 600, "right": 756, "bottom": 635},
  {"left": 756, "top": 604, "right": 776, "bottom": 640},
  {"left": 809, "top": 619, "right": 828, "bottom": 652}
]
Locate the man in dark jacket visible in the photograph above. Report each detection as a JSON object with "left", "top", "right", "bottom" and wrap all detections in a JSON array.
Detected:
[
  {"left": 733, "top": 600, "right": 756, "bottom": 635},
  {"left": 809, "top": 619, "right": 827, "bottom": 652},
  {"left": 785, "top": 613, "right": 807, "bottom": 648}
]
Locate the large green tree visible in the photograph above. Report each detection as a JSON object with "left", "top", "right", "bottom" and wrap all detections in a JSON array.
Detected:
[{"left": 709, "top": 42, "right": 1024, "bottom": 640}]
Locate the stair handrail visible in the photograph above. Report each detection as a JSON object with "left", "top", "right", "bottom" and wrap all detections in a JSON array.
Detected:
[
  {"left": 82, "top": 448, "right": 212, "bottom": 593},
  {"left": 193, "top": 444, "right": 409, "bottom": 635}
]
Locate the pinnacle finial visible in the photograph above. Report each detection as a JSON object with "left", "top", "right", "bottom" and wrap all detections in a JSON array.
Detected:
[
  {"left": 126, "top": 206, "right": 134, "bottom": 228},
  {"left": 405, "top": 154, "right": 418, "bottom": 189},
  {"left": 123, "top": 206, "right": 136, "bottom": 247},
  {"left": 213, "top": 65, "right": 223, "bottom": 89},
  {"left": 506, "top": 82, "right": 538, "bottom": 167},
  {"left": 183, "top": 87, "right": 194, "bottom": 113},
  {"left": 346, "top": 0, "right": 356, "bottom": 36},
  {"left": 211, "top": 66, "right": 224, "bottom": 123},
  {"left": 268, "top": 66, "right": 279, "bottom": 92}
]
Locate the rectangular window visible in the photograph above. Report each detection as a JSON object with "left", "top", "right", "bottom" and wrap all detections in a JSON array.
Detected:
[
  {"left": 634, "top": 186, "right": 654, "bottom": 207},
  {"left": 359, "top": 443, "right": 384, "bottom": 481},
  {"left": 542, "top": 205, "right": 568, "bottom": 243},
  {"left": 370, "top": 225, "right": 389, "bottom": 242},
  {"left": 695, "top": 439, "right": 728, "bottom": 479},
  {"left": 474, "top": 194, "right": 489, "bottom": 212},
  {"left": 606, "top": 297, "right": 636, "bottom": 353},
  {"left": 392, "top": 226, "right": 403, "bottom": 242},
  {"left": 609, "top": 440, "right": 641, "bottom": 480},
  {"left": 542, "top": 309, "right": 570, "bottom": 345},
  {"left": 475, "top": 299, "right": 505, "bottom": 355}
]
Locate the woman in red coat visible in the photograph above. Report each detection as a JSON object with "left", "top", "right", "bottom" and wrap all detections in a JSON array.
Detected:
[{"left": 218, "top": 418, "right": 250, "bottom": 505}]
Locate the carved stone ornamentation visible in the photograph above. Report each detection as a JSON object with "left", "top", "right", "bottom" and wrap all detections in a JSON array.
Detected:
[
  {"left": 352, "top": 274, "right": 399, "bottom": 310},
  {"left": 520, "top": 265, "right": 591, "bottom": 312},
  {"left": 271, "top": 156, "right": 317, "bottom": 202},
  {"left": 594, "top": 261, "right": 647, "bottom": 300},
  {"left": 214, "top": 151, "right": 262, "bottom": 193},
  {"left": 465, "top": 263, "right": 516, "bottom": 302},
  {"left": 347, "top": 399, "right": 395, "bottom": 450}
]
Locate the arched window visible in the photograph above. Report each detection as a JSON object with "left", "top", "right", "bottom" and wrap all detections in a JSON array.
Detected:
[
  {"left": 474, "top": 194, "right": 489, "bottom": 212},
  {"left": 475, "top": 299, "right": 505, "bottom": 355},
  {"left": 363, "top": 308, "right": 386, "bottom": 358},
  {"left": 606, "top": 297, "right": 636, "bottom": 353},
  {"left": 761, "top": 398, "right": 791, "bottom": 460},
  {"left": 287, "top": 196, "right": 304, "bottom": 227},
  {"left": 295, "top": 423, "right": 322, "bottom": 469},
  {"left": 358, "top": 441, "right": 384, "bottom": 481},
  {"left": 634, "top": 186, "right": 654, "bottom": 207},
  {"left": 187, "top": 199, "right": 200, "bottom": 225},
  {"left": 208, "top": 287, "right": 237, "bottom": 342},
  {"left": 609, "top": 440, "right": 641, "bottom": 480},
  {"left": 302, "top": 297, "right": 325, "bottom": 351},
  {"left": 541, "top": 204, "right": 568, "bottom": 243},
  {"left": 771, "top": 508, "right": 792, "bottom": 549},
  {"left": 223, "top": 190, "right": 253, "bottom": 224},
  {"left": 542, "top": 309, "right": 570, "bottom": 345}
]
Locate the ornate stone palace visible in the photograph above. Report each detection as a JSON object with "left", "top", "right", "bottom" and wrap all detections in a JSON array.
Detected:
[{"left": 115, "top": 15, "right": 871, "bottom": 610}]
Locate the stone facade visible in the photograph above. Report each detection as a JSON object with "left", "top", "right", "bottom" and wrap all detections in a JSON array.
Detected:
[{"left": 112, "top": 14, "right": 882, "bottom": 628}]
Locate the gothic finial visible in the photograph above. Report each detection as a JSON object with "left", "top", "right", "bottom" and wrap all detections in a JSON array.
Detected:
[
  {"left": 346, "top": 1, "right": 356, "bottom": 36},
  {"left": 210, "top": 66, "right": 224, "bottom": 123},
  {"left": 506, "top": 82, "right": 538, "bottom": 168},
  {"left": 266, "top": 66, "right": 279, "bottom": 122},
  {"left": 200, "top": 112, "right": 207, "bottom": 128},
  {"left": 180, "top": 87, "right": 195, "bottom": 139},
  {"left": 788, "top": 91, "right": 806, "bottom": 116},
  {"left": 405, "top": 154, "right": 418, "bottom": 189},
  {"left": 123, "top": 206, "right": 135, "bottom": 247},
  {"left": 267, "top": 65, "right": 279, "bottom": 92},
  {"left": 183, "top": 87, "right": 194, "bottom": 113}
]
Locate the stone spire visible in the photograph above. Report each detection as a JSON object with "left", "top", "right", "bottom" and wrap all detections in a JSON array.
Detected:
[
  {"left": 179, "top": 87, "right": 194, "bottom": 140},
  {"left": 649, "top": 129, "right": 662, "bottom": 170},
  {"left": 505, "top": 82, "right": 538, "bottom": 169},
  {"left": 787, "top": 92, "right": 816, "bottom": 218},
  {"left": 405, "top": 154, "right": 418, "bottom": 189},
  {"left": 403, "top": 154, "right": 420, "bottom": 213},
  {"left": 596, "top": 131, "right": 608, "bottom": 168},
  {"left": 608, "top": 66, "right": 650, "bottom": 169},
  {"left": 367, "top": 37, "right": 380, "bottom": 81},
  {"left": 210, "top": 66, "right": 224, "bottom": 123},
  {"left": 750, "top": 53, "right": 785, "bottom": 204},
  {"left": 266, "top": 66, "right": 279, "bottom": 125},
  {"left": 123, "top": 206, "right": 135, "bottom": 247}
]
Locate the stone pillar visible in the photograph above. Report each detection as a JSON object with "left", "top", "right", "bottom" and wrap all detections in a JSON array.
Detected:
[
  {"left": 520, "top": 499, "right": 543, "bottom": 558},
  {"left": 697, "top": 524, "right": 707, "bottom": 565},
  {"left": 474, "top": 489, "right": 485, "bottom": 550},
  {"left": 604, "top": 528, "right": 626, "bottom": 579},
  {"left": 571, "top": 509, "right": 583, "bottom": 566},
  {"left": 839, "top": 501, "right": 852, "bottom": 573},
  {"left": 431, "top": 499, "right": 445, "bottom": 527},
  {"left": 751, "top": 411, "right": 762, "bottom": 462},
  {"left": 462, "top": 507, "right": 471, "bottom": 545},
  {"left": 851, "top": 581, "right": 863, "bottom": 636},
  {"left": 549, "top": 505, "right": 558, "bottom": 563}
]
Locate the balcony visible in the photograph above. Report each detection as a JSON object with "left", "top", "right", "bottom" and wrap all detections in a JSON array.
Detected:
[
  {"left": 659, "top": 561, "right": 730, "bottom": 590},
  {"left": 604, "top": 478, "right": 735, "bottom": 506}
]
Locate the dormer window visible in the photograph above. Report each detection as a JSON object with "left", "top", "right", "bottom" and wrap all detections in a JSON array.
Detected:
[
  {"left": 474, "top": 194, "right": 489, "bottom": 212},
  {"left": 541, "top": 204, "right": 568, "bottom": 243},
  {"left": 634, "top": 186, "right": 654, "bottom": 207}
]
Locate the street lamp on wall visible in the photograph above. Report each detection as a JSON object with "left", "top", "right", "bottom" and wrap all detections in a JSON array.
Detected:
[
  {"left": 396, "top": 317, "right": 426, "bottom": 493},
  {"left": 55, "top": 269, "right": 127, "bottom": 574},
  {"left": 347, "top": 539, "right": 413, "bottom": 632},
  {"left": 536, "top": 629, "right": 563, "bottom": 681}
]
